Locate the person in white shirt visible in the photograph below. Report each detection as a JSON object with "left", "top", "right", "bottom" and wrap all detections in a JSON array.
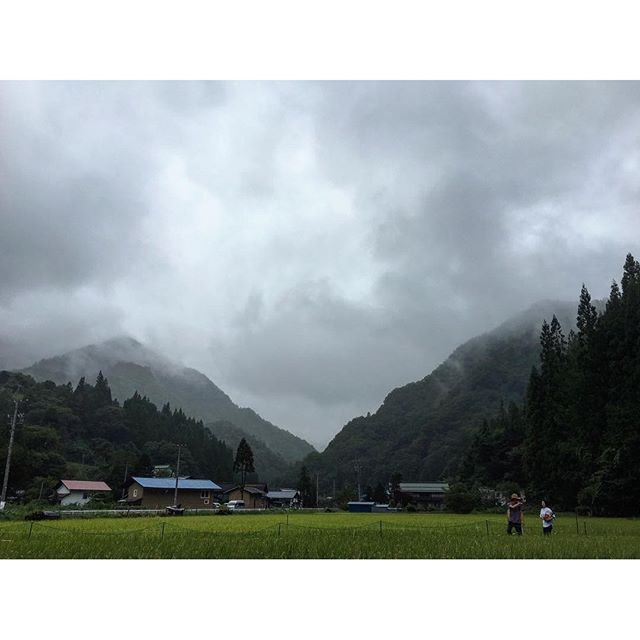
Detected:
[{"left": 539, "top": 500, "right": 555, "bottom": 535}]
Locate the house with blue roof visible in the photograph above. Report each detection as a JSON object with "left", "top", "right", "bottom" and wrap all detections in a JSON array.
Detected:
[{"left": 125, "top": 476, "right": 222, "bottom": 509}]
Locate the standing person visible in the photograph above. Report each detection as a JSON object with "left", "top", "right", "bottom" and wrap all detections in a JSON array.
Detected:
[
  {"left": 539, "top": 500, "right": 555, "bottom": 535},
  {"left": 506, "top": 493, "right": 524, "bottom": 535}
]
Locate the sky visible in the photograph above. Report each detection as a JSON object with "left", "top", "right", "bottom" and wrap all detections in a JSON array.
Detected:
[{"left": 1, "top": 81, "right": 639, "bottom": 448}]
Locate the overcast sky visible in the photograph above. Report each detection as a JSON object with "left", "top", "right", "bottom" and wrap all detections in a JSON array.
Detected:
[{"left": 1, "top": 81, "right": 639, "bottom": 447}]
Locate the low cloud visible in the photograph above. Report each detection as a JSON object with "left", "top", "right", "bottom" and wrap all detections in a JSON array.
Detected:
[{"left": 1, "top": 81, "right": 638, "bottom": 446}]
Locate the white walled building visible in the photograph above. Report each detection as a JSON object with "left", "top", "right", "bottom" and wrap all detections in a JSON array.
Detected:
[{"left": 55, "top": 480, "right": 112, "bottom": 506}]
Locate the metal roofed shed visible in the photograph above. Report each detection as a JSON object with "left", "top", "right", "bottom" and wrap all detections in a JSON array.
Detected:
[{"left": 347, "top": 501, "right": 376, "bottom": 513}]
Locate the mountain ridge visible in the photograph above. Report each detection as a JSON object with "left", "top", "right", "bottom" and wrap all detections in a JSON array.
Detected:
[
  {"left": 21, "top": 337, "right": 316, "bottom": 478},
  {"left": 302, "top": 299, "right": 580, "bottom": 490}
]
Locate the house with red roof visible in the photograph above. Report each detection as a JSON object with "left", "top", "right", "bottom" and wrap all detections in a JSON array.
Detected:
[{"left": 55, "top": 480, "right": 112, "bottom": 506}]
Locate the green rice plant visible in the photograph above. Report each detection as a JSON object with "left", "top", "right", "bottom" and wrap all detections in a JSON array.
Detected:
[{"left": 1, "top": 512, "right": 638, "bottom": 559}]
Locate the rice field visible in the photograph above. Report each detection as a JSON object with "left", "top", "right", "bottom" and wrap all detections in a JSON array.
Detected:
[{"left": 0, "top": 511, "right": 638, "bottom": 559}]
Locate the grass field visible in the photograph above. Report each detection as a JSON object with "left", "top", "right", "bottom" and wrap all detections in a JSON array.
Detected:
[{"left": 1, "top": 511, "right": 638, "bottom": 559}]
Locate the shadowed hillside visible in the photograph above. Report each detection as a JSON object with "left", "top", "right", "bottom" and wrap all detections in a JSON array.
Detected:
[
  {"left": 302, "top": 300, "right": 578, "bottom": 490},
  {"left": 22, "top": 338, "right": 315, "bottom": 479}
]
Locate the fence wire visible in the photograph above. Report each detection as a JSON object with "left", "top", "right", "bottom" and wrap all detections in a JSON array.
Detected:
[{"left": 0, "top": 514, "right": 612, "bottom": 542}]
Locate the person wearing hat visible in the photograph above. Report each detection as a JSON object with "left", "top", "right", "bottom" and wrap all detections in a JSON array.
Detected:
[{"left": 506, "top": 493, "right": 524, "bottom": 535}]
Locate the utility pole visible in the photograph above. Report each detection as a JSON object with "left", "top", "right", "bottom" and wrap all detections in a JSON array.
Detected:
[
  {"left": 316, "top": 472, "right": 319, "bottom": 508},
  {"left": 173, "top": 444, "right": 182, "bottom": 507},
  {"left": 1, "top": 395, "right": 21, "bottom": 510},
  {"left": 121, "top": 461, "right": 129, "bottom": 500},
  {"left": 333, "top": 479, "right": 336, "bottom": 503},
  {"left": 354, "top": 460, "right": 361, "bottom": 501}
]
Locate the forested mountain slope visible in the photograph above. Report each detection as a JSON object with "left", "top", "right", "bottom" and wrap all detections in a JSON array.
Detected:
[
  {"left": 22, "top": 338, "right": 315, "bottom": 474},
  {"left": 304, "top": 300, "right": 577, "bottom": 490}
]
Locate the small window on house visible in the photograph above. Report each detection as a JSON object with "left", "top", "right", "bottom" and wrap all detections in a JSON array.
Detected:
[
  {"left": 201, "top": 490, "right": 210, "bottom": 499},
  {"left": 132, "top": 489, "right": 138, "bottom": 497}
]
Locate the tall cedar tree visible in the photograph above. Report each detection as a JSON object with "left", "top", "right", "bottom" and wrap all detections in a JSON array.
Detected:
[
  {"left": 233, "top": 438, "right": 255, "bottom": 501},
  {"left": 524, "top": 315, "right": 577, "bottom": 505},
  {"left": 94, "top": 371, "right": 113, "bottom": 407},
  {"left": 298, "top": 465, "right": 314, "bottom": 507}
]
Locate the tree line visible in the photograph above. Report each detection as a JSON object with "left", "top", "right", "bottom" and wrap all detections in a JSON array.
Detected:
[{"left": 457, "top": 253, "right": 640, "bottom": 515}]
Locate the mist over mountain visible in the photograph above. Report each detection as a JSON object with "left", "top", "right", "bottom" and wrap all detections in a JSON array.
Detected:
[
  {"left": 22, "top": 337, "right": 315, "bottom": 476},
  {"left": 301, "top": 299, "right": 579, "bottom": 490}
]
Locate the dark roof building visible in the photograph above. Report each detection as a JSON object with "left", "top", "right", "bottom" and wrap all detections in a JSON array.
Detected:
[
  {"left": 398, "top": 482, "right": 449, "bottom": 509},
  {"left": 266, "top": 489, "right": 301, "bottom": 508},
  {"left": 223, "top": 484, "right": 268, "bottom": 509}
]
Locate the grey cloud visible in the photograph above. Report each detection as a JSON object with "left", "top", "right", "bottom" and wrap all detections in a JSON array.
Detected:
[{"left": 1, "top": 81, "right": 639, "bottom": 447}]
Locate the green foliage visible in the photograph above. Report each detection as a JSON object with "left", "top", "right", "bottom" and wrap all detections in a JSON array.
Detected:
[
  {"left": 372, "top": 482, "right": 387, "bottom": 503},
  {"left": 444, "top": 483, "right": 480, "bottom": 513},
  {"left": 208, "top": 420, "right": 291, "bottom": 484},
  {"left": 0, "top": 371, "right": 235, "bottom": 498},
  {"left": 298, "top": 465, "right": 316, "bottom": 507},
  {"left": 458, "top": 253, "right": 640, "bottom": 516},
  {"left": 458, "top": 402, "right": 525, "bottom": 488},
  {"left": 233, "top": 438, "right": 255, "bottom": 489}
]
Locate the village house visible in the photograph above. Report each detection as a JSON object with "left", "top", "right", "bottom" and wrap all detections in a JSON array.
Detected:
[
  {"left": 397, "top": 482, "right": 449, "bottom": 509},
  {"left": 125, "top": 477, "right": 221, "bottom": 509},
  {"left": 266, "top": 489, "right": 302, "bottom": 509},
  {"left": 152, "top": 464, "right": 173, "bottom": 477},
  {"left": 55, "top": 480, "right": 112, "bottom": 506},
  {"left": 223, "top": 483, "right": 268, "bottom": 509}
]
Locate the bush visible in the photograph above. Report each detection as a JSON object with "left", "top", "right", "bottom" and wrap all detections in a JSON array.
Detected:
[
  {"left": 445, "top": 483, "right": 481, "bottom": 514},
  {"left": 86, "top": 494, "right": 117, "bottom": 509}
]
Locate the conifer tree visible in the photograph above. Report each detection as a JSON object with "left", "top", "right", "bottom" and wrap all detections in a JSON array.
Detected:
[
  {"left": 298, "top": 465, "right": 314, "bottom": 507},
  {"left": 94, "top": 370, "right": 113, "bottom": 407},
  {"left": 233, "top": 438, "right": 255, "bottom": 502},
  {"left": 524, "top": 316, "right": 575, "bottom": 506}
]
